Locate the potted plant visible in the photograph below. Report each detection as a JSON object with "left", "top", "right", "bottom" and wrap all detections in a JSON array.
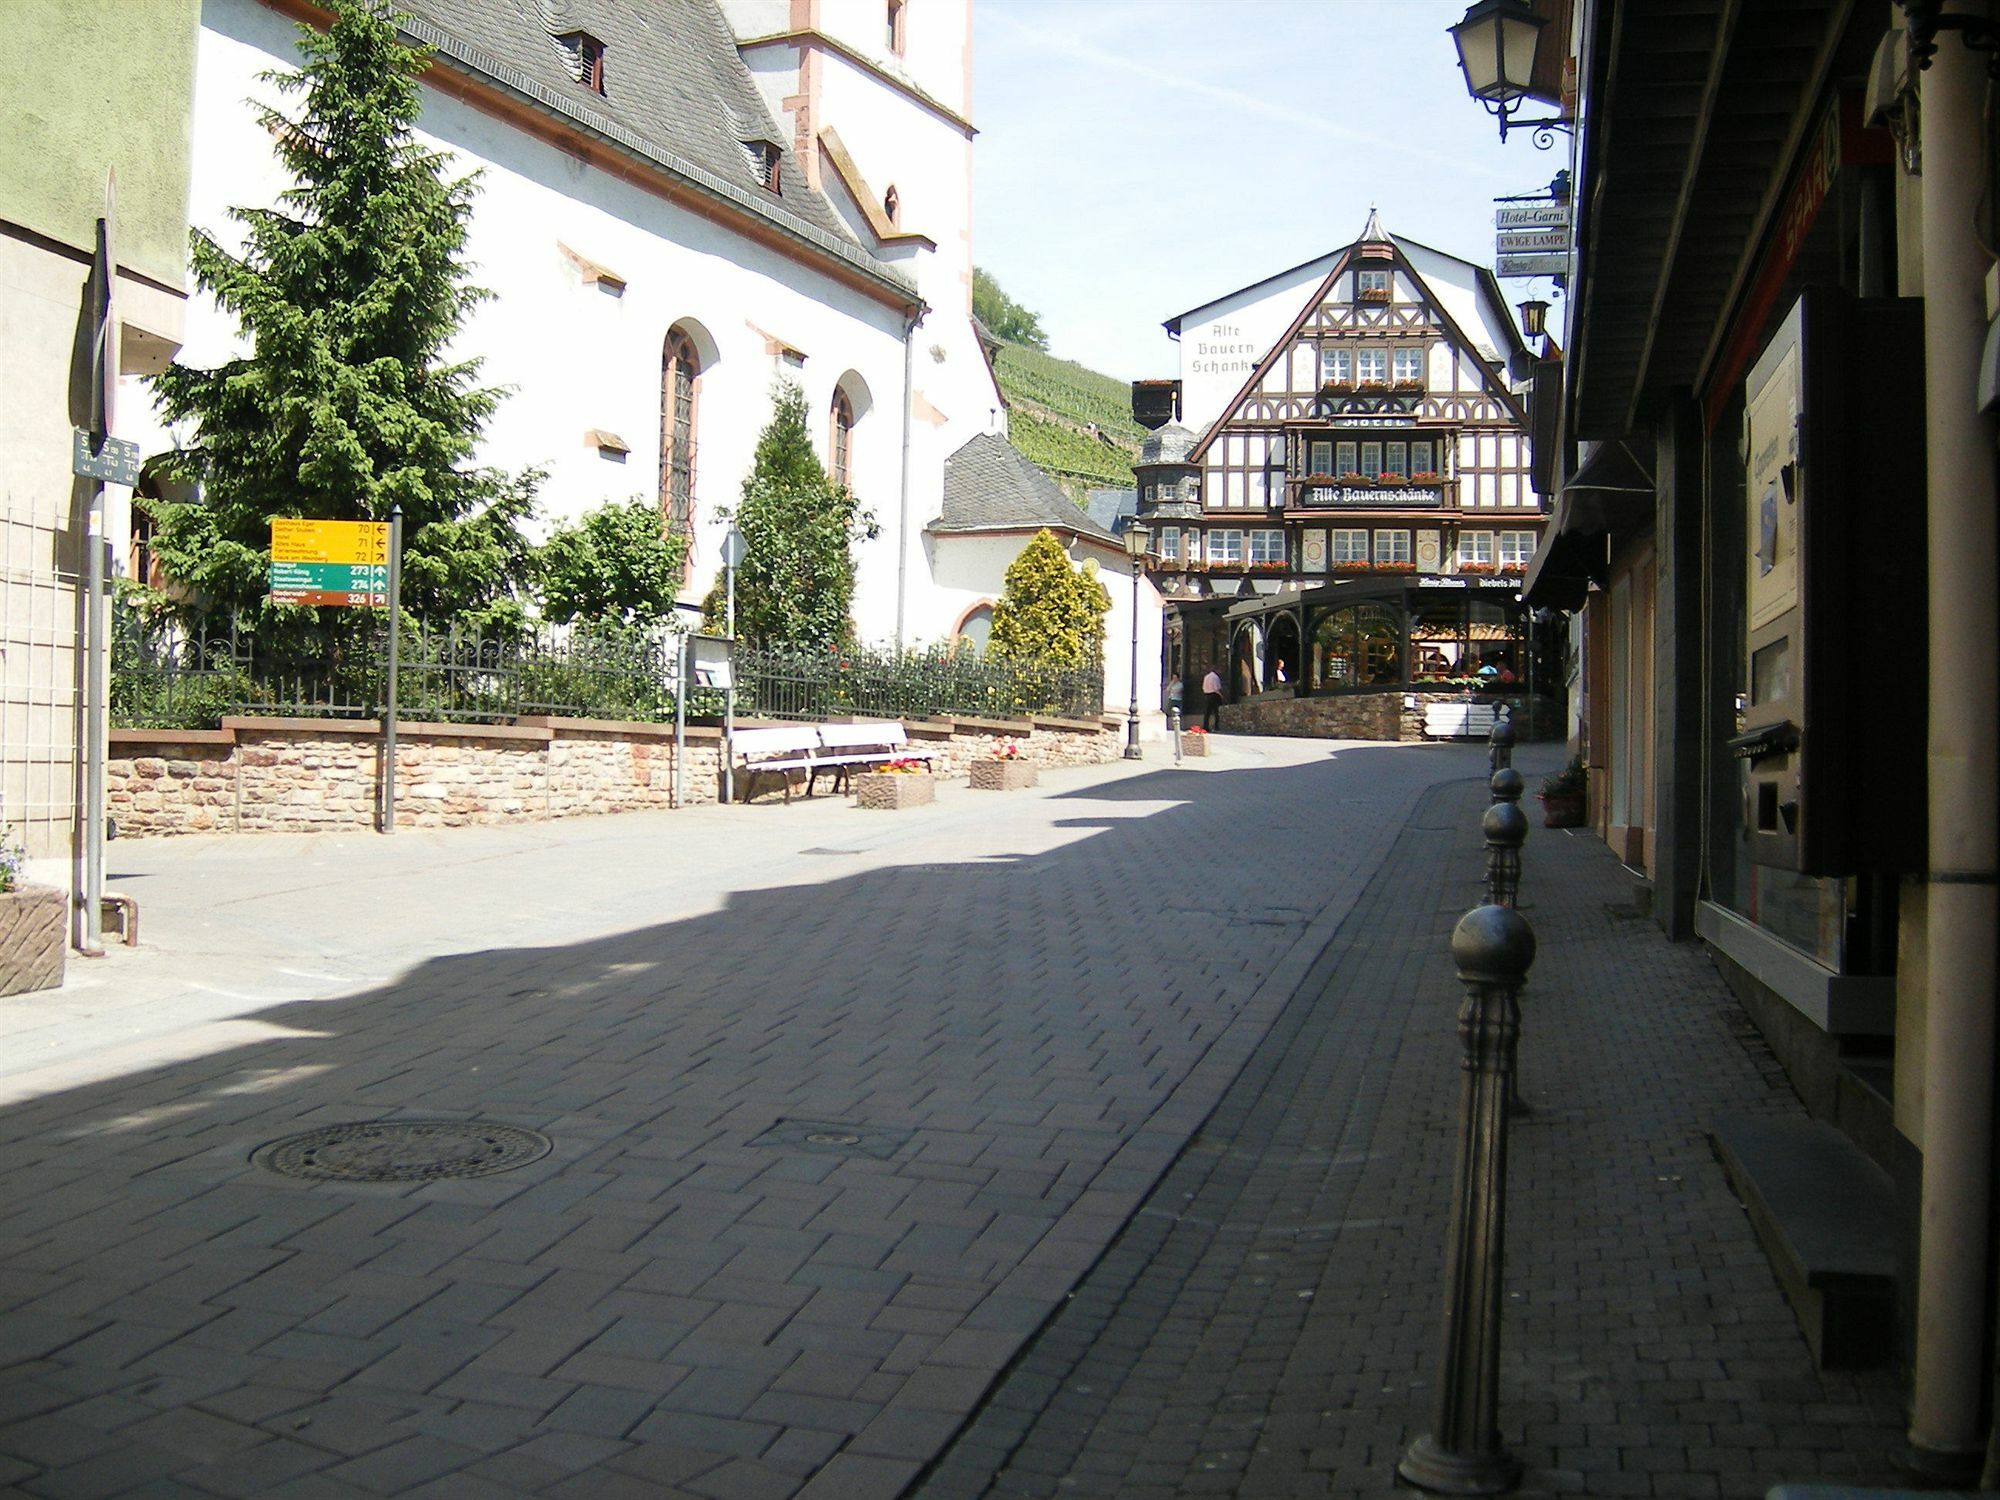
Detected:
[
  {"left": 1539, "top": 757, "right": 1588, "bottom": 828},
  {"left": 856, "top": 757, "right": 936, "bottom": 809},
  {"left": 970, "top": 740, "right": 1037, "bottom": 791},
  {"left": 1179, "top": 725, "right": 1209, "bottom": 757},
  {"left": 0, "top": 829, "right": 65, "bottom": 998}
]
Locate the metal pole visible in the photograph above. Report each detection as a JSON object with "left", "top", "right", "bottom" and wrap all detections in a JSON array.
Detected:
[
  {"left": 78, "top": 187, "right": 119, "bottom": 956},
  {"left": 1171, "top": 706, "right": 1182, "bottom": 764},
  {"left": 673, "top": 629, "right": 686, "bottom": 810},
  {"left": 1399, "top": 902, "right": 1535, "bottom": 1497},
  {"left": 381, "top": 505, "right": 402, "bottom": 834},
  {"left": 723, "top": 560, "right": 736, "bottom": 805},
  {"left": 1124, "top": 558, "right": 1142, "bottom": 760}
]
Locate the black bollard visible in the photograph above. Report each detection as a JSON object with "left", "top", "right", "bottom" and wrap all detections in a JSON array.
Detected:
[
  {"left": 1398, "top": 903, "right": 1536, "bottom": 1496},
  {"left": 1487, "top": 709, "right": 1514, "bottom": 774},
  {"left": 1484, "top": 768, "right": 1526, "bottom": 909}
]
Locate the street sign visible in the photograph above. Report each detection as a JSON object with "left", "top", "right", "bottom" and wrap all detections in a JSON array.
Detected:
[
  {"left": 1495, "top": 253, "right": 1570, "bottom": 277},
  {"left": 1496, "top": 202, "right": 1571, "bottom": 229},
  {"left": 1496, "top": 229, "right": 1571, "bottom": 254},
  {"left": 269, "top": 560, "right": 390, "bottom": 607},
  {"left": 270, "top": 518, "right": 391, "bottom": 566},
  {"left": 72, "top": 429, "right": 141, "bottom": 486}
]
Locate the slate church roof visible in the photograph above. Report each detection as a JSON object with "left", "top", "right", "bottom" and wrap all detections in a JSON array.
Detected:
[
  {"left": 389, "top": 0, "right": 917, "bottom": 302},
  {"left": 932, "top": 434, "right": 1118, "bottom": 543}
]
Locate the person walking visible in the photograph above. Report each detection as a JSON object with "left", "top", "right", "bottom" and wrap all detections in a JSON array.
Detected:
[{"left": 1201, "top": 666, "right": 1224, "bottom": 731}]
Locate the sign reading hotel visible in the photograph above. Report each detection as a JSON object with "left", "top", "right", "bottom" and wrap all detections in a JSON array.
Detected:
[
  {"left": 1493, "top": 190, "right": 1571, "bottom": 277},
  {"left": 269, "top": 519, "right": 392, "bottom": 606}
]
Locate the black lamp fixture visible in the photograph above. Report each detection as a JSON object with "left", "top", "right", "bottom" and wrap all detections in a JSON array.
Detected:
[
  {"left": 1123, "top": 521, "right": 1152, "bottom": 760},
  {"left": 1516, "top": 297, "right": 1549, "bottom": 341},
  {"left": 1900, "top": 2, "right": 2000, "bottom": 73},
  {"left": 1450, "top": 0, "right": 1573, "bottom": 147}
]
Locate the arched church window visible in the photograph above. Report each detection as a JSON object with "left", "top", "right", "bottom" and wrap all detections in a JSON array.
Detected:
[
  {"left": 661, "top": 329, "right": 700, "bottom": 540},
  {"left": 830, "top": 388, "right": 855, "bottom": 489}
]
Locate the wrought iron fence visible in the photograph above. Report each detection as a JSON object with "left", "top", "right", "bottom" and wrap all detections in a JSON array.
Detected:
[
  {"left": 734, "top": 643, "right": 1104, "bottom": 723},
  {"left": 111, "top": 602, "right": 684, "bottom": 729},
  {"left": 112, "top": 601, "right": 1105, "bottom": 730}
]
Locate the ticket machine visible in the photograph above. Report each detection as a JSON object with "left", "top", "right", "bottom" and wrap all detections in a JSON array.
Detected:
[{"left": 1733, "top": 289, "right": 1925, "bottom": 875}]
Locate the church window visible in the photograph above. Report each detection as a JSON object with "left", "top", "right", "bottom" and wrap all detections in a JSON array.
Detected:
[
  {"left": 888, "top": 0, "right": 906, "bottom": 54},
  {"left": 661, "top": 329, "right": 700, "bottom": 541},
  {"left": 830, "top": 389, "right": 854, "bottom": 488},
  {"left": 744, "top": 141, "right": 782, "bottom": 193},
  {"left": 555, "top": 32, "right": 606, "bottom": 94},
  {"left": 884, "top": 185, "right": 900, "bottom": 226}
]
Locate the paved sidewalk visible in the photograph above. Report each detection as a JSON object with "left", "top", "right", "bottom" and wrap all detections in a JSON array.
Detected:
[
  {"left": 0, "top": 735, "right": 1476, "bottom": 1498},
  {"left": 911, "top": 773, "right": 1908, "bottom": 1499}
]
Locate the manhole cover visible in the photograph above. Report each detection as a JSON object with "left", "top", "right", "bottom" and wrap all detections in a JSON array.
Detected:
[{"left": 252, "top": 1121, "right": 553, "bottom": 1183}]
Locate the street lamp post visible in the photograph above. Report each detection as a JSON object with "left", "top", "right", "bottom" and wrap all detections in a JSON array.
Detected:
[
  {"left": 1449, "top": 0, "right": 1572, "bottom": 146},
  {"left": 1123, "top": 522, "right": 1151, "bottom": 760},
  {"left": 720, "top": 526, "right": 747, "bottom": 804}
]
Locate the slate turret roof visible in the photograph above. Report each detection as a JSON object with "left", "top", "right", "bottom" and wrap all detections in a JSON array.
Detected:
[{"left": 932, "top": 434, "right": 1118, "bottom": 543}]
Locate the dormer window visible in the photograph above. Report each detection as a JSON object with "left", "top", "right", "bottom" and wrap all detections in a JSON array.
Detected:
[
  {"left": 888, "top": 0, "right": 906, "bottom": 54},
  {"left": 883, "top": 185, "right": 900, "bottom": 226},
  {"left": 744, "top": 140, "right": 782, "bottom": 193},
  {"left": 555, "top": 32, "right": 605, "bottom": 94},
  {"left": 1356, "top": 268, "right": 1392, "bottom": 303}
]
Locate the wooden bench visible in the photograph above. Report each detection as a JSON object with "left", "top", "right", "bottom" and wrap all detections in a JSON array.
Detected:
[
  {"left": 1424, "top": 701, "right": 1499, "bottom": 740},
  {"left": 731, "top": 721, "right": 941, "bottom": 802}
]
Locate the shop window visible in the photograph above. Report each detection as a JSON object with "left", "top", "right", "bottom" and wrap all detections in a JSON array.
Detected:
[
  {"left": 1209, "top": 529, "right": 1244, "bottom": 564},
  {"left": 1311, "top": 603, "right": 1401, "bottom": 688},
  {"left": 1374, "top": 529, "right": 1411, "bottom": 565},
  {"left": 1331, "top": 529, "right": 1369, "bottom": 565},
  {"left": 1357, "top": 349, "right": 1387, "bottom": 385},
  {"left": 1410, "top": 596, "right": 1524, "bottom": 684},
  {"left": 1249, "top": 530, "right": 1286, "bottom": 566},
  {"left": 1457, "top": 530, "right": 1494, "bottom": 566}
]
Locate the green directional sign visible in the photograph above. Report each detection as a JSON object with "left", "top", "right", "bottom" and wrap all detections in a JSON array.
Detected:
[{"left": 269, "top": 560, "right": 391, "bottom": 606}]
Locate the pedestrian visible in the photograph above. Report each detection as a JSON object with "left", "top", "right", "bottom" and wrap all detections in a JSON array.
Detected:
[
  {"left": 1165, "top": 673, "right": 1184, "bottom": 721},
  {"left": 1201, "top": 666, "right": 1224, "bottom": 731}
]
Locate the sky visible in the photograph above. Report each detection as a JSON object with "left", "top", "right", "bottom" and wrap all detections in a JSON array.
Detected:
[{"left": 970, "top": 0, "right": 1559, "bottom": 382}]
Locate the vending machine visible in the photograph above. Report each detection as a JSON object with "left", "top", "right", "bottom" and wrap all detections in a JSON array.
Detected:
[{"left": 1733, "top": 289, "right": 1926, "bottom": 875}]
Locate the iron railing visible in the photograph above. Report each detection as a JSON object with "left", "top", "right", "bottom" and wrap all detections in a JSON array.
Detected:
[{"left": 733, "top": 643, "right": 1103, "bottom": 724}]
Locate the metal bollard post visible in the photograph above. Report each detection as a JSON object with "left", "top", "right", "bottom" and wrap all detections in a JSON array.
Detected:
[
  {"left": 1487, "top": 708, "right": 1514, "bottom": 774},
  {"left": 1484, "top": 767, "right": 1527, "bottom": 909},
  {"left": 1398, "top": 903, "right": 1536, "bottom": 1497},
  {"left": 1171, "top": 706, "right": 1182, "bottom": 764}
]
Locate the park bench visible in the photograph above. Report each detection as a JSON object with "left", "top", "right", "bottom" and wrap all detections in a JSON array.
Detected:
[
  {"left": 731, "top": 721, "right": 940, "bottom": 803},
  {"left": 1424, "top": 701, "right": 1500, "bottom": 740}
]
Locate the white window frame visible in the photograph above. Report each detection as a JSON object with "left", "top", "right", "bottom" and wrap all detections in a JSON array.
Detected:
[
  {"left": 1249, "top": 529, "right": 1286, "bottom": 565},
  {"left": 1498, "top": 530, "right": 1537, "bottom": 566},
  {"left": 1393, "top": 348, "right": 1423, "bottom": 383},
  {"left": 1331, "top": 528, "right": 1369, "bottom": 564},
  {"left": 1336, "top": 440, "right": 1358, "bottom": 475},
  {"left": 1158, "top": 529, "right": 1182, "bottom": 562},
  {"left": 1375, "top": 529, "right": 1411, "bottom": 565},
  {"left": 1411, "top": 440, "right": 1437, "bottom": 477},
  {"left": 1357, "top": 349, "right": 1387, "bottom": 384},
  {"left": 1458, "top": 530, "right": 1495, "bottom": 565},
  {"left": 1309, "top": 440, "right": 1334, "bottom": 475},
  {"left": 1209, "top": 529, "right": 1244, "bottom": 564},
  {"left": 1320, "top": 347, "right": 1351, "bottom": 384},
  {"left": 1360, "top": 442, "right": 1383, "bottom": 479},
  {"left": 1357, "top": 268, "right": 1390, "bottom": 296},
  {"left": 1384, "top": 441, "right": 1408, "bottom": 478}
]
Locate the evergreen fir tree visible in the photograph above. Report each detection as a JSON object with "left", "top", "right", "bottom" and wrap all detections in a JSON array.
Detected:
[
  {"left": 705, "top": 382, "right": 877, "bottom": 648},
  {"left": 989, "top": 528, "right": 1108, "bottom": 672},
  {"left": 145, "top": 0, "right": 534, "bottom": 628}
]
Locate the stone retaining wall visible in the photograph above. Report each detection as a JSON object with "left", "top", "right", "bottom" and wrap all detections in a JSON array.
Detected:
[
  {"left": 109, "top": 713, "right": 1121, "bottom": 837},
  {"left": 1218, "top": 690, "right": 1560, "bottom": 743}
]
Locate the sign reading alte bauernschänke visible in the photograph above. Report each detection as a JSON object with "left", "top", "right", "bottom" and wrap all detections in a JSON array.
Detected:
[{"left": 269, "top": 519, "right": 392, "bottom": 606}]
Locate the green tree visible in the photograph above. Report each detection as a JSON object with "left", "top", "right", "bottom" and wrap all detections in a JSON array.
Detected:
[
  {"left": 973, "top": 267, "right": 1049, "bottom": 351},
  {"left": 704, "top": 382, "right": 877, "bottom": 648},
  {"left": 989, "top": 528, "right": 1108, "bottom": 671},
  {"left": 143, "top": 0, "right": 535, "bottom": 628},
  {"left": 538, "top": 500, "right": 687, "bottom": 623}
]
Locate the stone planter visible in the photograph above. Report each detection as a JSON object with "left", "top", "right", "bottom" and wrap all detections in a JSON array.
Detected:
[
  {"left": 969, "top": 759, "right": 1037, "bottom": 791},
  {"left": 0, "top": 884, "right": 67, "bottom": 998},
  {"left": 1540, "top": 790, "right": 1586, "bottom": 829},
  {"left": 855, "top": 772, "right": 935, "bottom": 810},
  {"left": 1176, "top": 733, "right": 1210, "bottom": 758}
]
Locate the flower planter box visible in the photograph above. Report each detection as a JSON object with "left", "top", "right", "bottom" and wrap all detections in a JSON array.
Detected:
[
  {"left": 855, "top": 772, "right": 935, "bottom": 810},
  {"left": 1540, "top": 790, "right": 1586, "bottom": 829},
  {"left": 0, "top": 885, "right": 66, "bottom": 998},
  {"left": 969, "top": 759, "right": 1037, "bottom": 791},
  {"left": 1177, "top": 733, "right": 1209, "bottom": 757}
]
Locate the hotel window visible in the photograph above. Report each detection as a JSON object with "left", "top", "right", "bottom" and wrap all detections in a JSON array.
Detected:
[
  {"left": 1331, "top": 529, "right": 1369, "bottom": 564},
  {"left": 1321, "top": 347, "right": 1351, "bottom": 384},
  {"left": 1411, "top": 440, "right": 1437, "bottom": 476},
  {"left": 1383, "top": 442, "right": 1408, "bottom": 477},
  {"left": 1458, "top": 530, "right": 1495, "bottom": 565},
  {"left": 1249, "top": 529, "right": 1286, "bottom": 565},
  {"left": 1375, "top": 529, "right": 1412, "bottom": 565},
  {"left": 1356, "top": 268, "right": 1391, "bottom": 298},
  {"left": 1393, "top": 348, "right": 1424, "bottom": 383},
  {"left": 1357, "top": 348, "right": 1387, "bottom": 384},
  {"left": 1209, "top": 529, "right": 1244, "bottom": 564},
  {"left": 1336, "top": 440, "right": 1358, "bottom": 475},
  {"left": 1498, "top": 530, "right": 1537, "bottom": 566},
  {"left": 1158, "top": 529, "right": 1181, "bottom": 563},
  {"left": 1360, "top": 442, "right": 1382, "bottom": 479},
  {"left": 1309, "top": 440, "right": 1333, "bottom": 476}
]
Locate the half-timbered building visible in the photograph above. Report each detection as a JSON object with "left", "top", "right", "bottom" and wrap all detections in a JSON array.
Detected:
[{"left": 1135, "top": 211, "right": 1550, "bottom": 740}]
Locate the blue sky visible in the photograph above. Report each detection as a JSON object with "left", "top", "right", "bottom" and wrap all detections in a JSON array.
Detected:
[{"left": 970, "top": 0, "right": 1557, "bottom": 380}]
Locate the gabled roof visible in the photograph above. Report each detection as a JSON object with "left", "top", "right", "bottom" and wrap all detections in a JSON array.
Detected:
[
  {"left": 386, "top": 0, "right": 918, "bottom": 306},
  {"left": 932, "top": 434, "right": 1118, "bottom": 542}
]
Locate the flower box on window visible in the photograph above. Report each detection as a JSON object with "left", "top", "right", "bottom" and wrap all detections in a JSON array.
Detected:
[
  {"left": 1320, "top": 381, "right": 1356, "bottom": 395},
  {"left": 1377, "top": 472, "right": 1408, "bottom": 486},
  {"left": 1410, "top": 471, "right": 1442, "bottom": 483},
  {"left": 1332, "top": 560, "right": 1372, "bottom": 572},
  {"left": 1358, "top": 288, "right": 1391, "bottom": 303},
  {"left": 1339, "top": 471, "right": 1368, "bottom": 484},
  {"left": 1356, "top": 379, "right": 1388, "bottom": 391},
  {"left": 1499, "top": 561, "right": 1528, "bottom": 573},
  {"left": 1374, "top": 560, "right": 1417, "bottom": 572},
  {"left": 1392, "top": 379, "right": 1425, "bottom": 392},
  {"left": 1457, "top": 561, "right": 1497, "bottom": 574},
  {"left": 1252, "top": 559, "right": 1289, "bottom": 571}
]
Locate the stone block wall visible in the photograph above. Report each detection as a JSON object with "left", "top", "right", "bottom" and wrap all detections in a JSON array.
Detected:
[
  {"left": 109, "top": 714, "right": 1118, "bottom": 837},
  {"left": 1218, "top": 691, "right": 1558, "bottom": 743}
]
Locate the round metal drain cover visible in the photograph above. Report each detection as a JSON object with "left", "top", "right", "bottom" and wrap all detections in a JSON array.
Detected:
[
  {"left": 253, "top": 1121, "right": 552, "bottom": 1183},
  {"left": 805, "top": 1131, "right": 863, "bottom": 1147}
]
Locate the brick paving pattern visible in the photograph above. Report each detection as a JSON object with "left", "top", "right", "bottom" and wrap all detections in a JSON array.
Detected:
[{"left": 911, "top": 774, "right": 1907, "bottom": 1500}]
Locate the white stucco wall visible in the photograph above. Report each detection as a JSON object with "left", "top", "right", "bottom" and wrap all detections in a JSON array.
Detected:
[{"left": 1174, "top": 257, "right": 1335, "bottom": 436}]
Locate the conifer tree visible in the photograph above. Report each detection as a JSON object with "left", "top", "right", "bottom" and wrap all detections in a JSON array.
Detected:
[
  {"left": 144, "top": 0, "right": 534, "bottom": 627},
  {"left": 989, "top": 528, "right": 1108, "bottom": 671},
  {"left": 706, "top": 382, "right": 877, "bottom": 648}
]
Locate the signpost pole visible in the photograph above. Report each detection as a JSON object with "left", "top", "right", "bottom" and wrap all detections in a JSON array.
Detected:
[
  {"left": 673, "top": 630, "right": 687, "bottom": 810},
  {"left": 382, "top": 505, "right": 402, "bottom": 834},
  {"left": 79, "top": 180, "right": 118, "bottom": 956}
]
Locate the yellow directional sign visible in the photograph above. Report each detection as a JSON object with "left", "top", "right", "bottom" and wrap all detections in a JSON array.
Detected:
[{"left": 270, "top": 518, "right": 391, "bottom": 566}]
